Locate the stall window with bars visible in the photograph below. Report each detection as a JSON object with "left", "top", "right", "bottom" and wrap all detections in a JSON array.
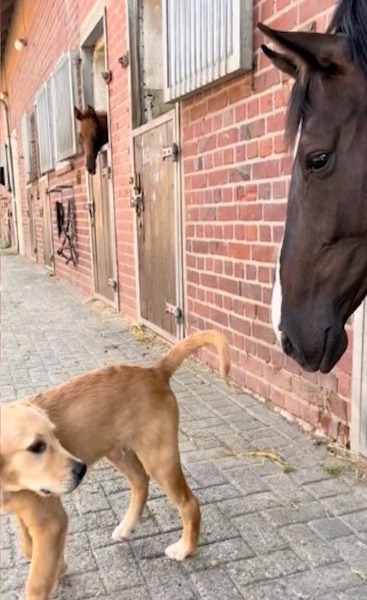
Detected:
[
  {"left": 163, "top": 0, "right": 253, "bottom": 102},
  {"left": 51, "top": 51, "right": 78, "bottom": 162},
  {"left": 35, "top": 81, "right": 54, "bottom": 174}
]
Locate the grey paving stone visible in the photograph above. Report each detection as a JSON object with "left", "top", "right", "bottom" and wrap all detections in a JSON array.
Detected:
[
  {"left": 339, "top": 585, "right": 367, "bottom": 600},
  {"left": 320, "top": 490, "right": 367, "bottom": 516},
  {"left": 218, "top": 491, "right": 282, "bottom": 518},
  {"left": 92, "top": 543, "right": 144, "bottom": 592},
  {"left": 2, "top": 254, "right": 367, "bottom": 600},
  {"left": 279, "top": 523, "right": 343, "bottom": 567},
  {"left": 223, "top": 465, "right": 271, "bottom": 495},
  {"left": 309, "top": 517, "right": 353, "bottom": 541},
  {"left": 263, "top": 500, "right": 329, "bottom": 527},
  {"left": 335, "top": 535, "right": 367, "bottom": 572},
  {"left": 181, "top": 538, "right": 254, "bottom": 574},
  {"left": 56, "top": 571, "right": 108, "bottom": 599},
  {"left": 190, "top": 568, "right": 243, "bottom": 599},
  {"left": 228, "top": 548, "right": 306, "bottom": 589},
  {"left": 138, "top": 557, "right": 198, "bottom": 599},
  {"left": 282, "top": 562, "right": 362, "bottom": 597},
  {"left": 232, "top": 513, "right": 288, "bottom": 554},
  {"left": 305, "top": 477, "right": 354, "bottom": 499}
]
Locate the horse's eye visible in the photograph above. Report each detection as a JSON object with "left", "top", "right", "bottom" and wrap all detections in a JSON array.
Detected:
[
  {"left": 28, "top": 440, "right": 47, "bottom": 454},
  {"left": 306, "top": 152, "right": 330, "bottom": 172}
]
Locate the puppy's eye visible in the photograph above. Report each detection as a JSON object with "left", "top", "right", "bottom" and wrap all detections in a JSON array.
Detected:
[{"left": 28, "top": 441, "right": 47, "bottom": 454}]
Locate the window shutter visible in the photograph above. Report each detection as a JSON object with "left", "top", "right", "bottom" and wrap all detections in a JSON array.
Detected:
[
  {"left": 163, "top": 0, "right": 253, "bottom": 102},
  {"left": 35, "top": 81, "right": 54, "bottom": 174},
  {"left": 51, "top": 51, "right": 78, "bottom": 162},
  {"left": 21, "top": 112, "right": 31, "bottom": 182}
]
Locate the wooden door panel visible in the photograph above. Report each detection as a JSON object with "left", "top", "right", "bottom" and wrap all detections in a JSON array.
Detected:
[
  {"left": 134, "top": 117, "right": 177, "bottom": 337},
  {"left": 90, "top": 150, "right": 114, "bottom": 302},
  {"left": 39, "top": 178, "right": 54, "bottom": 271},
  {"left": 27, "top": 187, "right": 37, "bottom": 259}
]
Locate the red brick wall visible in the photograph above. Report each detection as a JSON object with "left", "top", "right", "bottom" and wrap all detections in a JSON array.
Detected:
[
  {"left": 0, "top": 0, "right": 136, "bottom": 309},
  {"left": 181, "top": 0, "right": 352, "bottom": 442},
  {"left": 1, "top": 0, "right": 353, "bottom": 441}
]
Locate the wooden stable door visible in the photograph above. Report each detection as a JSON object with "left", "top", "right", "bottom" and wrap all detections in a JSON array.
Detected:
[
  {"left": 89, "top": 149, "right": 116, "bottom": 304},
  {"left": 26, "top": 186, "right": 37, "bottom": 259},
  {"left": 39, "top": 177, "right": 54, "bottom": 271},
  {"left": 132, "top": 111, "right": 182, "bottom": 339}
]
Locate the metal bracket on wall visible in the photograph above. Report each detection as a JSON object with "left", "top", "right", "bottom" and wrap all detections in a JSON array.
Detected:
[{"left": 48, "top": 184, "right": 78, "bottom": 267}]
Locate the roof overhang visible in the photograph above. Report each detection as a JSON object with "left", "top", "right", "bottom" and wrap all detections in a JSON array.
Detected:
[{"left": 1, "top": 0, "right": 17, "bottom": 64}]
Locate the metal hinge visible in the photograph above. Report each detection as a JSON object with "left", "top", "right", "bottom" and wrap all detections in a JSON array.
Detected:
[
  {"left": 162, "top": 143, "right": 179, "bottom": 162},
  {"left": 165, "top": 302, "right": 183, "bottom": 323},
  {"left": 107, "top": 278, "right": 117, "bottom": 290}
]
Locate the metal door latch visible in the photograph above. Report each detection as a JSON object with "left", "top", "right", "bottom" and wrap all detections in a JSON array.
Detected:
[
  {"left": 130, "top": 192, "right": 143, "bottom": 208},
  {"left": 165, "top": 302, "right": 183, "bottom": 322},
  {"left": 107, "top": 278, "right": 117, "bottom": 290},
  {"left": 162, "top": 143, "right": 179, "bottom": 162},
  {"left": 102, "top": 165, "right": 112, "bottom": 179}
]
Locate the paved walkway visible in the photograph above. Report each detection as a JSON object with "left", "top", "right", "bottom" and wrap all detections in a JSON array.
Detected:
[{"left": 1, "top": 254, "right": 367, "bottom": 600}]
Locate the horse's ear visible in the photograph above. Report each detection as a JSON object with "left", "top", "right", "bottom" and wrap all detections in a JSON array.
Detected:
[
  {"left": 260, "top": 44, "right": 298, "bottom": 78},
  {"left": 74, "top": 106, "right": 83, "bottom": 120},
  {"left": 258, "top": 23, "right": 351, "bottom": 74}
]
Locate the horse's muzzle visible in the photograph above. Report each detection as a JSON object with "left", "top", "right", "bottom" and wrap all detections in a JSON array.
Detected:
[{"left": 280, "top": 319, "right": 348, "bottom": 373}]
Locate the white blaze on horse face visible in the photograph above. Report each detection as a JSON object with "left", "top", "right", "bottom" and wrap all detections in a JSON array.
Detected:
[
  {"left": 271, "top": 250, "right": 283, "bottom": 344},
  {"left": 271, "top": 126, "right": 301, "bottom": 345}
]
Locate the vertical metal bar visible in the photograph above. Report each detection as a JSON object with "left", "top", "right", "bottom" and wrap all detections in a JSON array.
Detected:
[{"left": 195, "top": 0, "right": 201, "bottom": 89}]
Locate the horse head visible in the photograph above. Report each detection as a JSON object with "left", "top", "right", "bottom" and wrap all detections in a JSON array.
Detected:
[
  {"left": 259, "top": 1, "right": 367, "bottom": 373},
  {"left": 74, "top": 106, "right": 108, "bottom": 175}
]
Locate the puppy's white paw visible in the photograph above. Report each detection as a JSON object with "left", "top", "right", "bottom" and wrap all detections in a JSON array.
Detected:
[
  {"left": 165, "top": 540, "right": 193, "bottom": 561},
  {"left": 112, "top": 520, "right": 134, "bottom": 541}
]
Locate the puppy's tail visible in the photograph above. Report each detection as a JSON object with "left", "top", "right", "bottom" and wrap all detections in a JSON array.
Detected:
[{"left": 156, "top": 330, "right": 230, "bottom": 381}]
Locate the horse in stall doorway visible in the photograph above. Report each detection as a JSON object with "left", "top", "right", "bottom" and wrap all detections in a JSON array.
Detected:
[{"left": 74, "top": 106, "right": 108, "bottom": 175}]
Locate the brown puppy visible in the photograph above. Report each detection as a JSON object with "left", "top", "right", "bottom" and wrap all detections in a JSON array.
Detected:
[
  {"left": 0, "top": 402, "right": 86, "bottom": 496},
  {"left": 0, "top": 330, "right": 230, "bottom": 600}
]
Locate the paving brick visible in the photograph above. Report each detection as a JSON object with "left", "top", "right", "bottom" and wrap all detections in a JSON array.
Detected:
[
  {"left": 232, "top": 513, "right": 288, "bottom": 554},
  {"left": 228, "top": 548, "right": 306, "bottom": 589},
  {"left": 92, "top": 544, "right": 144, "bottom": 592},
  {"left": 1, "top": 255, "right": 367, "bottom": 600},
  {"left": 190, "top": 568, "right": 243, "bottom": 599},
  {"left": 309, "top": 517, "right": 353, "bottom": 541}
]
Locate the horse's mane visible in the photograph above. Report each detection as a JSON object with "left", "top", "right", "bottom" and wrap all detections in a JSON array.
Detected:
[
  {"left": 327, "top": 0, "right": 367, "bottom": 72},
  {"left": 286, "top": 0, "right": 367, "bottom": 146}
]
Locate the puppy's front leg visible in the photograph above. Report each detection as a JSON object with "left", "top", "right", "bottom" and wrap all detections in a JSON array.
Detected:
[
  {"left": 17, "top": 516, "right": 32, "bottom": 559},
  {"left": 25, "top": 500, "right": 68, "bottom": 600}
]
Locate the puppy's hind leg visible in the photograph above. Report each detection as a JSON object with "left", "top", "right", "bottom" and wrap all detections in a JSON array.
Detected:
[
  {"left": 107, "top": 449, "right": 149, "bottom": 541},
  {"left": 139, "top": 449, "right": 200, "bottom": 561}
]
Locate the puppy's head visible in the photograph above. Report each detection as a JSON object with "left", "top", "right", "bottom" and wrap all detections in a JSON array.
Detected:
[{"left": 0, "top": 401, "right": 86, "bottom": 497}]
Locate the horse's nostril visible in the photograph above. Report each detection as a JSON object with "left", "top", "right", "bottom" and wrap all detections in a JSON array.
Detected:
[{"left": 281, "top": 332, "right": 294, "bottom": 356}]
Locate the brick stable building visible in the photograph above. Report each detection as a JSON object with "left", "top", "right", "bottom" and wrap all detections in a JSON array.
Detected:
[{"left": 1, "top": 0, "right": 366, "bottom": 454}]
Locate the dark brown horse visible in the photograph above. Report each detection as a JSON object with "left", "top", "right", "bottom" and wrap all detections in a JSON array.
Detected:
[
  {"left": 259, "top": 0, "right": 367, "bottom": 373},
  {"left": 74, "top": 106, "right": 108, "bottom": 175}
]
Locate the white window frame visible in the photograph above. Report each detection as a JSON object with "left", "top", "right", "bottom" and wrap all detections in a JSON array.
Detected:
[
  {"left": 163, "top": 0, "right": 253, "bottom": 102},
  {"left": 51, "top": 50, "right": 78, "bottom": 162}
]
